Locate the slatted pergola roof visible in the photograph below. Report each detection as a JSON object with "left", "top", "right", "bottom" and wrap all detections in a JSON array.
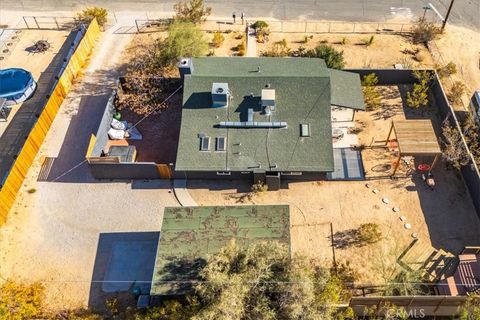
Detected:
[
  {"left": 389, "top": 120, "right": 441, "bottom": 156},
  {"left": 386, "top": 120, "right": 441, "bottom": 175}
]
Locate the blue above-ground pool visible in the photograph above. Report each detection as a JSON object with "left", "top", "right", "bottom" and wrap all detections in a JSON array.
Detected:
[{"left": 0, "top": 68, "right": 37, "bottom": 106}]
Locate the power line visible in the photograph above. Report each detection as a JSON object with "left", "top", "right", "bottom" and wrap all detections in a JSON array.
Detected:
[{"left": 49, "top": 85, "right": 183, "bottom": 182}]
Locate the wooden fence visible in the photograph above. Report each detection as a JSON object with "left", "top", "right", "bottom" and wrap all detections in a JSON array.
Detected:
[{"left": 0, "top": 19, "right": 100, "bottom": 225}]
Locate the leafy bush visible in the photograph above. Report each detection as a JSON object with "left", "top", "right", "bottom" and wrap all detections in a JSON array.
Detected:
[
  {"left": 441, "top": 120, "right": 470, "bottom": 170},
  {"left": 152, "top": 21, "right": 208, "bottom": 69},
  {"left": 436, "top": 61, "right": 457, "bottom": 79},
  {"left": 462, "top": 114, "right": 480, "bottom": 168},
  {"left": 447, "top": 81, "right": 466, "bottom": 106},
  {"left": 252, "top": 20, "right": 269, "bottom": 30},
  {"left": 412, "top": 18, "right": 441, "bottom": 44},
  {"left": 357, "top": 223, "right": 382, "bottom": 245},
  {"left": 251, "top": 181, "right": 268, "bottom": 194},
  {"left": 77, "top": 7, "right": 108, "bottom": 27},
  {"left": 264, "top": 38, "right": 290, "bottom": 57},
  {"left": 460, "top": 295, "right": 480, "bottom": 320},
  {"left": 174, "top": 0, "right": 212, "bottom": 23},
  {"left": 406, "top": 70, "right": 433, "bottom": 108},
  {"left": 305, "top": 44, "right": 345, "bottom": 69},
  {"left": 212, "top": 31, "right": 224, "bottom": 48},
  {"left": 361, "top": 73, "right": 381, "bottom": 110},
  {"left": 0, "top": 280, "right": 44, "bottom": 320},
  {"left": 195, "top": 240, "right": 350, "bottom": 319}
]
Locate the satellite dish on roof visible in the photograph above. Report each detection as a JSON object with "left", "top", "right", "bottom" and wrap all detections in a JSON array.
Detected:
[{"left": 216, "top": 87, "right": 224, "bottom": 93}]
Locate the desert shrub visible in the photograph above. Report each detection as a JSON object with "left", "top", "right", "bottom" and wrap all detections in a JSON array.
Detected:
[
  {"left": 406, "top": 70, "right": 433, "bottom": 108},
  {"left": 302, "top": 35, "right": 309, "bottom": 44},
  {"left": 264, "top": 39, "right": 290, "bottom": 57},
  {"left": 357, "top": 223, "right": 382, "bottom": 245},
  {"left": 385, "top": 270, "right": 425, "bottom": 296},
  {"left": 305, "top": 44, "right": 345, "bottom": 69},
  {"left": 462, "top": 114, "right": 480, "bottom": 168},
  {"left": 174, "top": 0, "right": 211, "bottom": 23},
  {"left": 362, "top": 35, "right": 375, "bottom": 47},
  {"left": 460, "top": 295, "right": 480, "bottom": 320},
  {"left": 26, "top": 188, "right": 36, "bottom": 194},
  {"left": 212, "top": 31, "right": 224, "bottom": 48},
  {"left": 77, "top": 7, "right": 108, "bottom": 27},
  {"left": 152, "top": 21, "right": 208, "bottom": 69},
  {"left": 237, "top": 41, "right": 246, "bottom": 56},
  {"left": 414, "top": 51, "right": 426, "bottom": 62},
  {"left": 361, "top": 73, "right": 381, "bottom": 110},
  {"left": 333, "top": 261, "right": 359, "bottom": 286},
  {"left": 412, "top": 18, "right": 441, "bottom": 44},
  {"left": 436, "top": 61, "right": 457, "bottom": 79},
  {"left": 441, "top": 120, "right": 470, "bottom": 170},
  {"left": 252, "top": 20, "right": 269, "bottom": 30},
  {"left": 0, "top": 280, "right": 44, "bottom": 320},
  {"left": 340, "top": 36, "right": 348, "bottom": 45},
  {"left": 251, "top": 181, "right": 268, "bottom": 195},
  {"left": 447, "top": 81, "right": 466, "bottom": 106}
]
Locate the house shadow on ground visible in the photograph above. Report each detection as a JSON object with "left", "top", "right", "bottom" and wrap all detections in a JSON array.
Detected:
[
  {"left": 46, "top": 68, "right": 123, "bottom": 183},
  {"left": 88, "top": 232, "right": 160, "bottom": 312}
]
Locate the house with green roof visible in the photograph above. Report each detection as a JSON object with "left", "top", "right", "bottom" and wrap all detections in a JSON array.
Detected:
[
  {"left": 175, "top": 57, "right": 365, "bottom": 189},
  {"left": 150, "top": 205, "right": 290, "bottom": 296}
]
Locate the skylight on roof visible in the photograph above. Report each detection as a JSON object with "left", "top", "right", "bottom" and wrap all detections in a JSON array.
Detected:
[
  {"left": 216, "top": 136, "right": 226, "bottom": 151},
  {"left": 200, "top": 136, "right": 210, "bottom": 151},
  {"left": 300, "top": 124, "right": 310, "bottom": 137}
]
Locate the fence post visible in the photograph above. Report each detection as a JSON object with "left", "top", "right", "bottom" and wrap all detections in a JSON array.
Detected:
[
  {"left": 33, "top": 16, "right": 40, "bottom": 29},
  {"left": 328, "top": 22, "right": 331, "bottom": 33},
  {"left": 54, "top": 17, "right": 59, "bottom": 30},
  {"left": 304, "top": 21, "right": 307, "bottom": 33},
  {"left": 135, "top": 20, "right": 140, "bottom": 33},
  {"left": 23, "top": 16, "right": 30, "bottom": 29}
]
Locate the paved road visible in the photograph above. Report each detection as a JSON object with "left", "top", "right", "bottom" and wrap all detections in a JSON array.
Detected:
[{"left": 2, "top": 0, "right": 479, "bottom": 29}]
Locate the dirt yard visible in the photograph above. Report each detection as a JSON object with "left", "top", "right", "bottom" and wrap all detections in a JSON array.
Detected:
[
  {"left": 257, "top": 32, "right": 435, "bottom": 68},
  {"left": 188, "top": 85, "right": 480, "bottom": 285},
  {"left": 0, "top": 29, "right": 71, "bottom": 136},
  {"left": 433, "top": 25, "right": 480, "bottom": 109}
]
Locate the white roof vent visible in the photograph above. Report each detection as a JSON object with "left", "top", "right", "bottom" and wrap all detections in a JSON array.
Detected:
[
  {"left": 261, "top": 89, "right": 275, "bottom": 107},
  {"left": 212, "top": 83, "right": 229, "bottom": 108}
]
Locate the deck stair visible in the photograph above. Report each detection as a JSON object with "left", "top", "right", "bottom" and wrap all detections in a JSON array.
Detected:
[{"left": 397, "top": 239, "right": 458, "bottom": 282}]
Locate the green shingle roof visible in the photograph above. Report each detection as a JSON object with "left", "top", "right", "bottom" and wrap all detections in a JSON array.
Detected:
[
  {"left": 330, "top": 69, "right": 366, "bottom": 110},
  {"left": 150, "top": 205, "right": 290, "bottom": 296},
  {"left": 175, "top": 57, "right": 363, "bottom": 172}
]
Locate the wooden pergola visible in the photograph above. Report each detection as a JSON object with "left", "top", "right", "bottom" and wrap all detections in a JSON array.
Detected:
[{"left": 386, "top": 120, "right": 442, "bottom": 176}]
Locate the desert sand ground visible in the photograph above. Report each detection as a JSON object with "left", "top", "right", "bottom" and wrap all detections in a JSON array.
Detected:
[
  {"left": 0, "top": 26, "right": 179, "bottom": 311},
  {"left": 188, "top": 85, "right": 480, "bottom": 285},
  {"left": 433, "top": 25, "right": 480, "bottom": 109},
  {"left": 257, "top": 32, "right": 435, "bottom": 68},
  {"left": 0, "top": 20, "right": 479, "bottom": 311},
  {"left": 0, "top": 29, "right": 71, "bottom": 137}
]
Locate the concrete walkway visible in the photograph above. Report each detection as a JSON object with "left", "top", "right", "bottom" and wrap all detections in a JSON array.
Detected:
[
  {"left": 173, "top": 179, "right": 197, "bottom": 207},
  {"left": 246, "top": 26, "right": 257, "bottom": 57}
]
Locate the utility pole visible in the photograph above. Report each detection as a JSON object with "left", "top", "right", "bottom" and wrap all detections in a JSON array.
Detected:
[{"left": 442, "top": 0, "right": 455, "bottom": 32}]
